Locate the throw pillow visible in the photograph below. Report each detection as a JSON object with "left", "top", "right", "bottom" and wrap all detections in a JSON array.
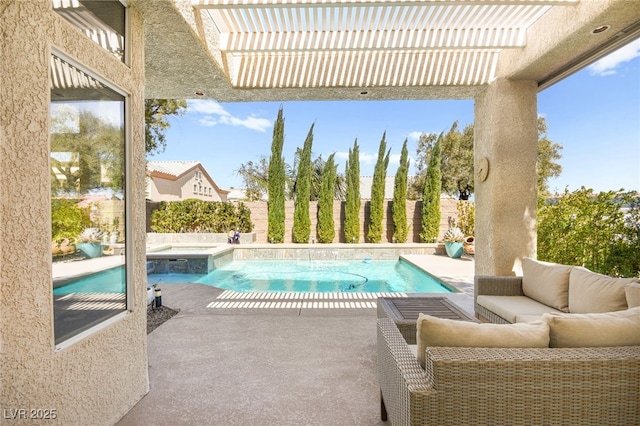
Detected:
[
  {"left": 415, "top": 314, "right": 549, "bottom": 367},
  {"left": 568, "top": 267, "right": 637, "bottom": 313},
  {"left": 543, "top": 307, "right": 640, "bottom": 348},
  {"left": 625, "top": 283, "right": 640, "bottom": 309},
  {"left": 521, "top": 257, "right": 572, "bottom": 312}
]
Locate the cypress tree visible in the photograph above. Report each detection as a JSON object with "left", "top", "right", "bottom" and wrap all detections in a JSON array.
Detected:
[
  {"left": 317, "top": 153, "right": 337, "bottom": 243},
  {"left": 368, "top": 132, "right": 390, "bottom": 243},
  {"left": 420, "top": 135, "right": 443, "bottom": 242},
  {"left": 267, "top": 107, "right": 286, "bottom": 243},
  {"left": 392, "top": 139, "right": 410, "bottom": 243},
  {"left": 344, "top": 139, "right": 360, "bottom": 243},
  {"left": 293, "top": 124, "right": 314, "bottom": 243}
]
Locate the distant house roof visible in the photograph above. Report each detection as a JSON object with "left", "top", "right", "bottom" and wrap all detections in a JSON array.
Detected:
[{"left": 147, "top": 160, "right": 229, "bottom": 195}]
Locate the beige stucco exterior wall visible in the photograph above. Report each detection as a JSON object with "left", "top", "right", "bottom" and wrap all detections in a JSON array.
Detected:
[
  {"left": 0, "top": 2, "right": 148, "bottom": 424},
  {"left": 474, "top": 78, "right": 538, "bottom": 276}
]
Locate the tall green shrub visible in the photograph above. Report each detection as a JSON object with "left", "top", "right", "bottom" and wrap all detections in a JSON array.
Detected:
[
  {"left": 456, "top": 200, "right": 475, "bottom": 237},
  {"left": 150, "top": 200, "right": 253, "bottom": 233},
  {"left": 267, "top": 107, "right": 286, "bottom": 243},
  {"left": 293, "top": 124, "right": 314, "bottom": 243},
  {"left": 537, "top": 188, "right": 639, "bottom": 277},
  {"left": 392, "top": 139, "right": 409, "bottom": 243},
  {"left": 317, "top": 153, "right": 337, "bottom": 243},
  {"left": 344, "top": 139, "right": 360, "bottom": 243},
  {"left": 368, "top": 133, "right": 391, "bottom": 243},
  {"left": 420, "top": 136, "right": 442, "bottom": 242}
]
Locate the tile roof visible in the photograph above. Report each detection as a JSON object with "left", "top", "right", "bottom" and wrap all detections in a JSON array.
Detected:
[{"left": 147, "top": 161, "right": 200, "bottom": 177}]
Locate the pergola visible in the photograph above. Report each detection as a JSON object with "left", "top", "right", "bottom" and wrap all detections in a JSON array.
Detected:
[
  {"left": 135, "top": 0, "right": 640, "bottom": 274},
  {"left": 138, "top": 0, "right": 640, "bottom": 101}
]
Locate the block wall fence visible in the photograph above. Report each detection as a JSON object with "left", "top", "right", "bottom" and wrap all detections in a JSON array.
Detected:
[{"left": 147, "top": 199, "right": 462, "bottom": 243}]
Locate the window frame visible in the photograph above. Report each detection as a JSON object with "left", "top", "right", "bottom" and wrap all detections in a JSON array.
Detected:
[{"left": 50, "top": 47, "right": 133, "bottom": 351}]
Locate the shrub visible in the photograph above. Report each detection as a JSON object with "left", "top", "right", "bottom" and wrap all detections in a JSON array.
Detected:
[
  {"left": 150, "top": 199, "right": 253, "bottom": 233},
  {"left": 51, "top": 199, "right": 89, "bottom": 242},
  {"left": 537, "top": 188, "right": 639, "bottom": 277},
  {"left": 456, "top": 200, "right": 475, "bottom": 237}
]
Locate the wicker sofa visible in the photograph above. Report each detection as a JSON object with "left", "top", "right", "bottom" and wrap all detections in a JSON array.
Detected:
[
  {"left": 377, "top": 258, "right": 640, "bottom": 425},
  {"left": 475, "top": 258, "right": 640, "bottom": 324},
  {"left": 377, "top": 317, "right": 640, "bottom": 426}
]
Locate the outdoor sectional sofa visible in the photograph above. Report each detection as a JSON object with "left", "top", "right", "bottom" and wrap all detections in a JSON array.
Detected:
[
  {"left": 475, "top": 257, "right": 640, "bottom": 324},
  {"left": 377, "top": 258, "right": 640, "bottom": 425}
]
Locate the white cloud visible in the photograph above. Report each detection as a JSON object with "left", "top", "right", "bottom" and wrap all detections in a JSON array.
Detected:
[
  {"left": 406, "top": 131, "right": 423, "bottom": 141},
  {"left": 359, "top": 152, "right": 377, "bottom": 164},
  {"left": 587, "top": 39, "right": 640, "bottom": 76},
  {"left": 389, "top": 153, "right": 401, "bottom": 166},
  {"left": 188, "top": 100, "right": 271, "bottom": 132},
  {"left": 335, "top": 151, "right": 349, "bottom": 161}
]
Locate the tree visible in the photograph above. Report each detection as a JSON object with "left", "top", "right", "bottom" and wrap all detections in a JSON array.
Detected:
[
  {"left": 267, "top": 107, "right": 286, "bottom": 243},
  {"left": 51, "top": 109, "right": 124, "bottom": 195},
  {"left": 344, "top": 139, "right": 360, "bottom": 243},
  {"left": 144, "top": 99, "right": 187, "bottom": 155},
  {"left": 410, "top": 117, "right": 562, "bottom": 199},
  {"left": 236, "top": 156, "right": 269, "bottom": 201},
  {"left": 420, "top": 136, "right": 442, "bottom": 242},
  {"left": 317, "top": 153, "right": 337, "bottom": 243},
  {"left": 368, "top": 133, "right": 391, "bottom": 243},
  {"left": 537, "top": 187, "right": 639, "bottom": 277},
  {"left": 239, "top": 153, "right": 345, "bottom": 202},
  {"left": 293, "top": 124, "right": 314, "bottom": 243},
  {"left": 392, "top": 139, "right": 410, "bottom": 243},
  {"left": 407, "top": 132, "right": 437, "bottom": 200},
  {"left": 536, "top": 116, "right": 563, "bottom": 197}
]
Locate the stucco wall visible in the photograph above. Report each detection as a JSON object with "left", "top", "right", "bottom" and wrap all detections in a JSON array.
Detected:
[{"left": 0, "top": 2, "right": 148, "bottom": 425}]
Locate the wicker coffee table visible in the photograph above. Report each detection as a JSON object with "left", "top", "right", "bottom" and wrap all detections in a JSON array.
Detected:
[{"left": 377, "top": 296, "right": 476, "bottom": 344}]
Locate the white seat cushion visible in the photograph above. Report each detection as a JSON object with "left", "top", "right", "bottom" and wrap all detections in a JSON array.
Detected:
[
  {"left": 543, "top": 307, "right": 640, "bottom": 348},
  {"left": 477, "top": 295, "right": 563, "bottom": 323},
  {"left": 514, "top": 314, "right": 546, "bottom": 323},
  {"left": 522, "top": 257, "right": 572, "bottom": 312},
  {"left": 416, "top": 313, "right": 549, "bottom": 367},
  {"left": 626, "top": 282, "right": 640, "bottom": 309},
  {"left": 568, "top": 267, "right": 638, "bottom": 313}
]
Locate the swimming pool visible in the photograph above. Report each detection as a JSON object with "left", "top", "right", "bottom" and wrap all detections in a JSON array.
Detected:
[
  {"left": 148, "top": 259, "right": 453, "bottom": 293},
  {"left": 53, "top": 266, "right": 125, "bottom": 295}
]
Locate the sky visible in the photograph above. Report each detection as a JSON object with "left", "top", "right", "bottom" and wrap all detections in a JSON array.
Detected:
[{"left": 153, "top": 39, "right": 640, "bottom": 194}]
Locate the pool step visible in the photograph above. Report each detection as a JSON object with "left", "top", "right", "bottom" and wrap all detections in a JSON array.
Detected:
[{"left": 206, "top": 291, "right": 407, "bottom": 309}]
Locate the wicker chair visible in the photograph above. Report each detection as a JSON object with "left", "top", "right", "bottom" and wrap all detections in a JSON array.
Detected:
[{"left": 377, "top": 318, "right": 640, "bottom": 425}]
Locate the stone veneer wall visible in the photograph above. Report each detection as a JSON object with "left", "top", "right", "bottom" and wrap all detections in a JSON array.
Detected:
[{"left": 0, "top": 3, "right": 148, "bottom": 425}]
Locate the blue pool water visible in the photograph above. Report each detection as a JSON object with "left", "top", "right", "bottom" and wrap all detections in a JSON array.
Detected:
[
  {"left": 53, "top": 266, "right": 125, "bottom": 295},
  {"left": 150, "top": 259, "right": 452, "bottom": 293}
]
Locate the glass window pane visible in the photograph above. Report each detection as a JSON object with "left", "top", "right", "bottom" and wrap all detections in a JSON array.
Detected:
[
  {"left": 50, "top": 54, "right": 127, "bottom": 345},
  {"left": 53, "top": 0, "right": 126, "bottom": 63}
]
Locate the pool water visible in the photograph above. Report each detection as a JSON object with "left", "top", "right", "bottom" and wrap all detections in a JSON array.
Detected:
[
  {"left": 53, "top": 266, "right": 125, "bottom": 295},
  {"left": 148, "top": 259, "right": 452, "bottom": 293}
]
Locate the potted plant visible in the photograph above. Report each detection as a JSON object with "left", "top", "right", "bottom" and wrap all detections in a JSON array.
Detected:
[
  {"left": 76, "top": 228, "right": 104, "bottom": 258},
  {"left": 442, "top": 227, "right": 465, "bottom": 258}
]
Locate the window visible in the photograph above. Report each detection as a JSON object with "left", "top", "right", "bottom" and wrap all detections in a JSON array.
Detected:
[
  {"left": 53, "top": 0, "right": 127, "bottom": 63},
  {"left": 50, "top": 53, "right": 127, "bottom": 345},
  {"left": 193, "top": 184, "right": 197, "bottom": 193}
]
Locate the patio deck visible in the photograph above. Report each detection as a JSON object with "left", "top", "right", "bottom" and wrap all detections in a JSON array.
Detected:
[{"left": 117, "top": 254, "right": 474, "bottom": 426}]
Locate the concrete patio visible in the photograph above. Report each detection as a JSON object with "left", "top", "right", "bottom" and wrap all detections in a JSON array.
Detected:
[{"left": 117, "top": 254, "right": 474, "bottom": 425}]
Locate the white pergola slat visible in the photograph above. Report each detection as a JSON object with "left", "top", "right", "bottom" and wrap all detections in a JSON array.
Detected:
[{"left": 194, "top": 0, "right": 579, "bottom": 89}]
